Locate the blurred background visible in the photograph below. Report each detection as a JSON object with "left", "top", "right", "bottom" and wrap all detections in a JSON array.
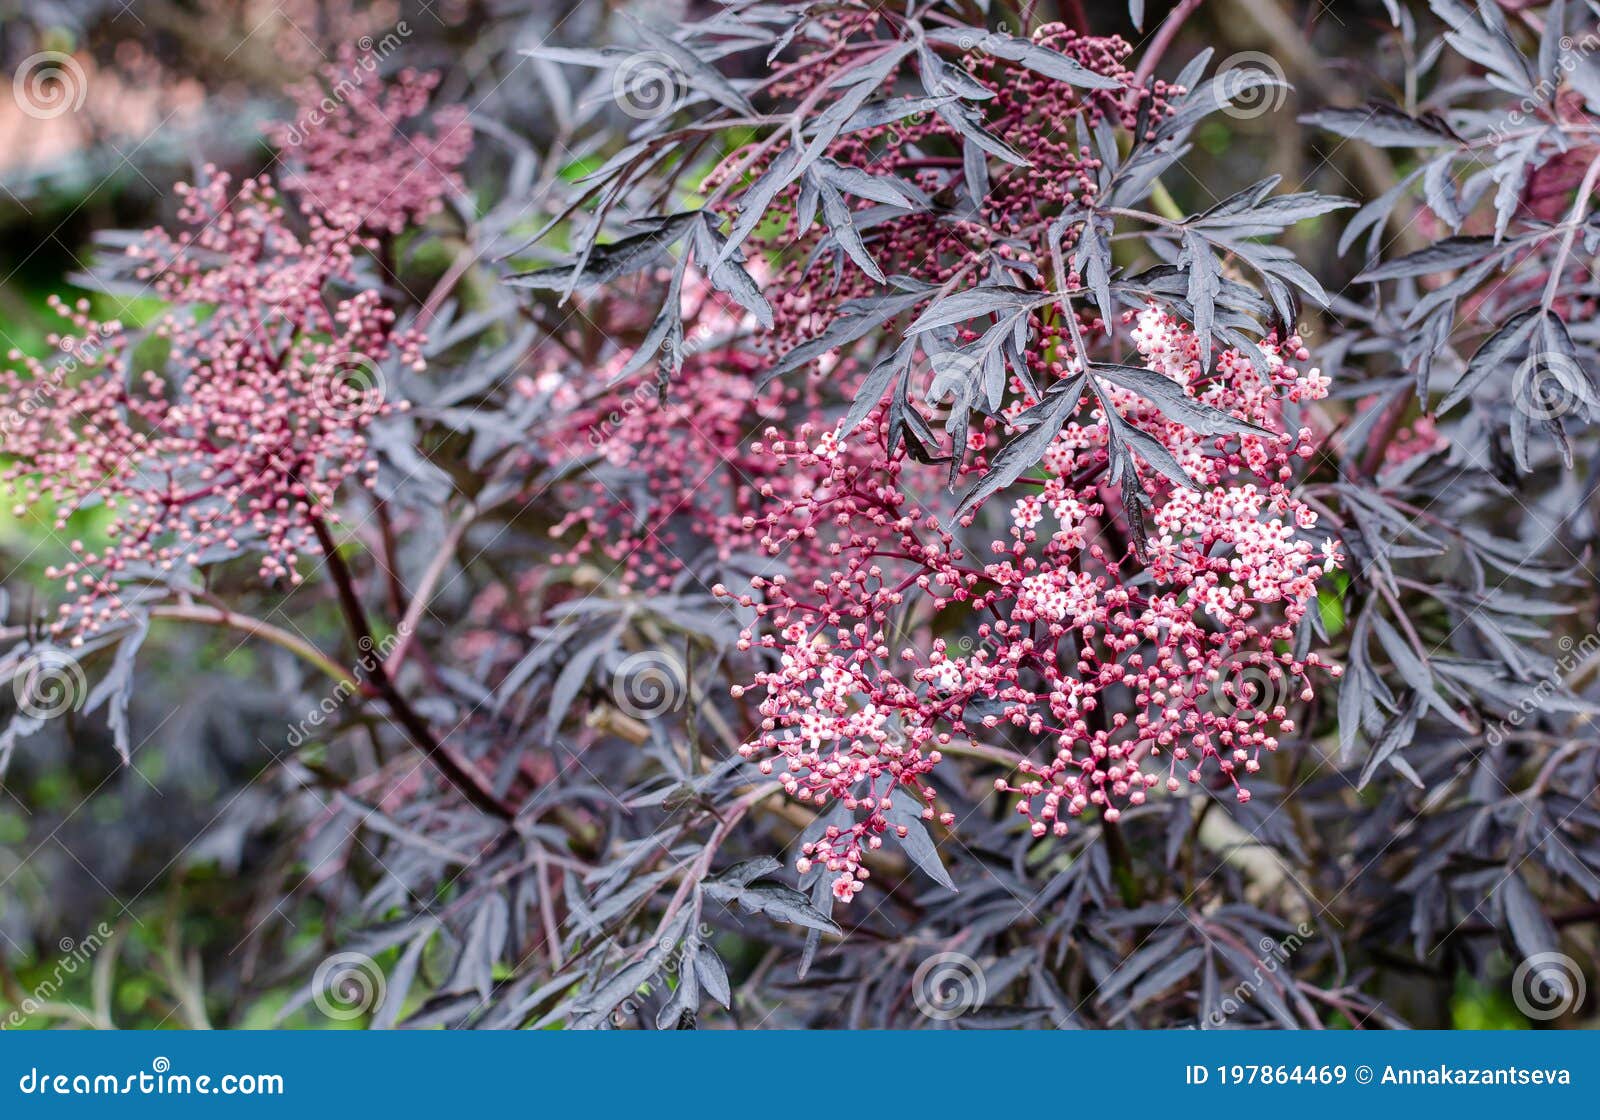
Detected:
[{"left": 0, "top": 0, "right": 609, "bottom": 1029}]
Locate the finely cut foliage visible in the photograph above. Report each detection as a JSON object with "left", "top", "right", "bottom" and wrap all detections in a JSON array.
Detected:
[{"left": 1, "top": 0, "right": 1597, "bottom": 1031}]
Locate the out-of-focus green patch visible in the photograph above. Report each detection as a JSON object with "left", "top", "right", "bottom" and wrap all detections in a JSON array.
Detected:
[
  {"left": 28, "top": 770, "right": 72, "bottom": 812},
  {"left": 90, "top": 793, "right": 125, "bottom": 825},
  {"left": 1196, "top": 119, "right": 1230, "bottom": 157},
  {"left": 2, "top": 874, "right": 356, "bottom": 1028},
  {"left": 721, "top": 126, "right": 759, "bottom": 152},
  {"left": 92, "top": 291, "right": 167, "bottom": 330},
  {"left": 1452, "top": 970, "right": 1528, "bottom": 1029},
  {"left": 1318, "top": 569, "right": 1349, "bottom": 635},
  {"left": 133, "top": 748, "right": 167, "bottom": 785},
  {"left": 559, "top": 154, "right": 606, "bottom": 182},
  {"left": 752, "top": 208, "right": 791, "bottom": 249}
]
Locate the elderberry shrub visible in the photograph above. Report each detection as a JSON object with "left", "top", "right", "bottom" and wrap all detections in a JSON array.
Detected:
[{"left": 1, "top": 0, "right": 1596, "bottom": 1031}]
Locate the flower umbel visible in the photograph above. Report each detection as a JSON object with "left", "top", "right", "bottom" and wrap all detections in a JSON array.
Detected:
[
  {"left": 1, "top": 73, "right": 469, "bottom": 644},
  {"left": 721, "top": 308, "right": 1341, "bottom": 902}
]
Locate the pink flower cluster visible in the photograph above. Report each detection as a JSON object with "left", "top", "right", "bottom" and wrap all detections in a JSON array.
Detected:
[
  {"left": 718, "top": 308, "right": 1341, "bottom": 902},
  {"left": 1, "top": 71, "right": 469, "bottom": 643},
  {"left": 268, "top": 50, "right": 471, "bottom": 236},
  {"left": 544, "top": 24, "right": 1186, "bottom": 604},
  {"left": 540, "top": 281, "right": 789, "bottom": 593},
  {"left": 534, "top": 272, "right": 909, "bottom": 597},
  {"left": 524, "top": 22, "right": 1341, "bottom": 905}
]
